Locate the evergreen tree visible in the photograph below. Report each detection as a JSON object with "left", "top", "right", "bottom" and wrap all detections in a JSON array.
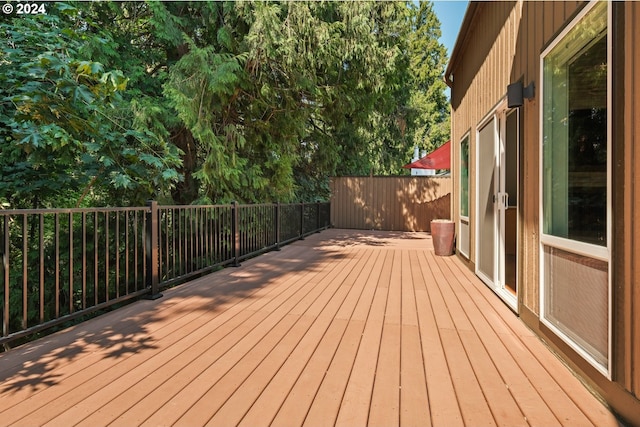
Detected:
[
  {"left": 406, "top": 1, "right": 450, "bottom": 156},
  {"left": 0, "top": 1, "right": 451, "bottom": 207}
]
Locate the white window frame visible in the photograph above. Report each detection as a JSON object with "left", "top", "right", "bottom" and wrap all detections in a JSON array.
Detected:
[
  {"left": 458, "top": 132, "right": 471, "bottom": 258},
  {"left": 459, "top": 131, "right": 471, "bottom": 222},
  {"left": 538, "top": 1, "right": 612, "bottom": 378}
]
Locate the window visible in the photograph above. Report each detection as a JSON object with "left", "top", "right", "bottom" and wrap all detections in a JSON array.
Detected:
[
  {"left": 460, "top": 135, "right": 469, "bottom": 218},
  {"left": 540, "top": 1, "right": 610, "bottom": 376},
  {"left": 542, "top": 1, "right": 607, "bottom": 246}
]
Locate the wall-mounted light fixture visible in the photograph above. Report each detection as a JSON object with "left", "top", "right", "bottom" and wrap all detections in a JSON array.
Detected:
[{"left": 507, "top": 81, "right": 535, "bottom": 108}]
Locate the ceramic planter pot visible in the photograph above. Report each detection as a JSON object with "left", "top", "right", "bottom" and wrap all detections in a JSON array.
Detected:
[{"left": 431, "top": 219, "right": 455, "bottom": 256}]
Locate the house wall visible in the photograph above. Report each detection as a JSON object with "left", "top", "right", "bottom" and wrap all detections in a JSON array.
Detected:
[
  {"left": 448, "top": 1, "right": 640, "bottom": 424},
  {"left": 330, "top": 176, "right": 450, "bottom": 232},
  {"left": 450, "top": 0, "right": 585, "bottom": 314},
  {"left": 621, "top": 0, "right": 640, "bottom": 404}
]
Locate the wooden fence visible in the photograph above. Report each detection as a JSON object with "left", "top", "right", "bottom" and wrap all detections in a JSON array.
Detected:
[{"left": 330, "top": 176, "right": 451, "bottom": 232}]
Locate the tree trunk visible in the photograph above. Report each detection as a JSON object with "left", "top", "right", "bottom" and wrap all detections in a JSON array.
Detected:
[{"left": 170, "top": 127, "right": 199, "bottom": 204}]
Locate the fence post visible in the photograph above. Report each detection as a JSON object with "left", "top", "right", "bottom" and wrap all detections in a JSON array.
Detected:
[
  {"left": 299, "top": 202, "right": 305, "bottom": 240},
  {"left": 316, "top": 201, "right": 321, "bottom": 233},
  {"left": 145, "top": 200, "right": 162, "bottom": 300},
  {"left": 275, "top": 202, "right": 281, "bottom": 251},
  {"left": 232, "top": 201, "right": 241, "bottom": 267}
]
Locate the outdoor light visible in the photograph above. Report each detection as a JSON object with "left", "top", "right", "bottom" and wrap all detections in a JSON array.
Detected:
[{"left": 507, "top": 81, "right": 535, "bottom": 108}]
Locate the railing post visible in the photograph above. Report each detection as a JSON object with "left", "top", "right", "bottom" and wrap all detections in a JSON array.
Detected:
[
  {"left": 316, "top": 201, "right": 321, "bottom": 233},
  {"left": 145, "top": 200, "right": 162, "bottom": 300},
  {"left": 325, "top": 202, "right": 331, "bottom": 229},
  {"left": 232, "top": 201, "right": 241, "bottom": 267},
  {"left": 275, "top": 202, "right": 281, "bottom": 251},
  {"left": 3, "top": 216, "right": 9, "bottom": 339},
  {"left": 299, "top": 202, "right": 305, "bottom": 240}
]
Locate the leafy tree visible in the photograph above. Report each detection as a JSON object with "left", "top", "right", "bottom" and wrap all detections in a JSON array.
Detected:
[
  {"left": 405, "top": 1, "right": 450, "bottom": 156},
  {"left": 1, "top": 1, "right": 450, "bottom": 207},
  {"left": 0, "top": 3, "right": 181, "bottom": 208}
]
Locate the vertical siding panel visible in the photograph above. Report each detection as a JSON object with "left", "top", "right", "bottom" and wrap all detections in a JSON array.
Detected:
[
  {"left": 630, "top": 2, "right": 640, "bottom": 399},
  {"left": 552, "top": 2, "right": 563, "bottom": 36},
  {"left": 494, "top": 4, "right": 500, "bottom": 102},
  {"left": 523, "top": 1, "right": 536, "bottom": 312},
  {"left": 622, "top": 1, "right": 633, "bottom": 393}
]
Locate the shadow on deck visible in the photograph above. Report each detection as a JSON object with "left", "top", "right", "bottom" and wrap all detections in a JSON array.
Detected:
[{"left": 0, "top": 229, "right": 620, "bottom": 427}]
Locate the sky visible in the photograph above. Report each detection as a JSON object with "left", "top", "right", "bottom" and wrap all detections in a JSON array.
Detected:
[
  {"left": 431, "top": 1, "right": 469, "bottom": 99},
  {"left": 432, "top": 1, "right": 469, "bottom": 61}
]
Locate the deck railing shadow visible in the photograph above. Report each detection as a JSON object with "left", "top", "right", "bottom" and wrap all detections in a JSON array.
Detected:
[
  {"left": 0, "top": 230, "right": 344, "bottom": 395},
  {"left": 0, "top": 201, "right": 330, "bottom": 350}
]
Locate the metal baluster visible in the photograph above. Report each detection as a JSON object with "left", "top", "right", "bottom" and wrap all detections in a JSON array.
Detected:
[
  {"left": 3, "top": 216, "right": 10, "bottom": 337},
  {"left": 22, "top": 215, "right": 28, "bottom": 329},
  {"left": 39, "top": 214, "right": 44, "bottom": 323},
  {"left": 105, "top": 211, "right": 109, "bottom": 302},
  {"left": 55, "top": 213, "right": 60, "bottom": 318}
]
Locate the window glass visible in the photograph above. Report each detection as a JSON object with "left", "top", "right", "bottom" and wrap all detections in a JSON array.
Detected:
[
  {"left": 460, "top": 136, "right": 469, "bottom": 217},
  {"left": 542, "top": 1, "right": 607, "bottom": 246}
]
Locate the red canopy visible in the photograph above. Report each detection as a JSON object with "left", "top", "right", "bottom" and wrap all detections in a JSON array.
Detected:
[{"left": 403, "top": 140, "right": 451, "bottom": 170}]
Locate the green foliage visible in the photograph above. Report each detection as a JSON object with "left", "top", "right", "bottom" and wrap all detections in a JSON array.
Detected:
[
  {"left": 0, "top": 3, "right": 180, "bottom": 208},
  {"left": 406, "top": 1, "right": 450, "bottom": 155},
  {"left": 1, "top": 0, "right": 450, "bottom": 207}
]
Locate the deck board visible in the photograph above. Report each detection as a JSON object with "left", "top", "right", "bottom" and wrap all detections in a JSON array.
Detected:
[{"left": 0, "top": 229, "right": 621, "bottom": 427}]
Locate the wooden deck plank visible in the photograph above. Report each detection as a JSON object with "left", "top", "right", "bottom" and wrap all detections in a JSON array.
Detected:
[
  {"left": 368, "top": 323, "right": 401, "bottom": 427},
  {"left": 236, "top": 253, "right": 371, "bottom": 427},
  {"left": 416, "top": 251, "right": 455, "bottom": 331},
  {"left": 75, "top": 254, "right": 336, "bottom": 427},
  {"left": 439, "top": 328, "right": 498, "bottom": 427},
  {"left": 270, "top": 318, "right": 350, "bottom": 427},
  {"left": 173, "top": 313, "right": 303, "bottom": 427},
  {"left": 384, "top": 250, "right": 402, "bottom": 325},
  {"left": 400, "top": 324, "right": 431, "bottom": 427},
  {"left": 5, "top": 291, "right": 265, "bottom": 426},
  {"left": 208, "top": 249, "right": 375, "bottom": 427},
  {"left": 439, "top": 255, "right": 562, "bottom": 426},
  {"left": 266, "top": 244, "right": 375, "bottom": 427},
  {"left": 401, "top": 250, "right": 419, "bottom": 327},
  {"left": 457, "top": 329, "right": 529, "bottom": 427},
  {"left": 303, "top": 320, "right": 365, "bottom": 427},
  {"left": 414, "top": 288, "right": 464, "bottom": 427},
  {"left": 0, "top": 262, "right": 298, "bottom": 407},
  {"left": 302, "top": 248, "right": 384, "bottom": 426},
  {"left": 204, "top": 314, "right": 316, "bottom": 427},
  {"left": 425, "top": 250, "right": 474, "bottom": 331},
  {"left": 43, "top": 249, "right": 330, "bottom": 427},
  {"left": 428, "top": 254, "right": 529, "bottom": 427},
  {"left": 349, "top": 250, "right": 384, "bottom": 322},
  {"left": 100, "top": 255, "right": 337, "bottom": 427},
  {"left": 140, "top": 247, "right": 361, "bottom": 427},
  {"left": 0, "top": 229, "right": 620, "bottom": 427},
  {"left": 334, "top": 252, "right": 390, "bottom": 427},
  {"left": 414, "top": 250, "right": 464, "bottom": 427},
  {"left": 443, "top": 255, "right": 618, "bottom": 427},
  {"left": 408, "top": 249, "right": 427, "bottom": 292}
]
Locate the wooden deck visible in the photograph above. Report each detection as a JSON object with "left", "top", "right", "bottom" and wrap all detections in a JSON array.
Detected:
[{"left": 0, "top": 229, "right": 621, "bottom": 427}]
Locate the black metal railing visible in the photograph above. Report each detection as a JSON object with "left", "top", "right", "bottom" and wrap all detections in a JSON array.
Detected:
[{"left": 0, "top": 201, "right": 330, "bottom": 347}]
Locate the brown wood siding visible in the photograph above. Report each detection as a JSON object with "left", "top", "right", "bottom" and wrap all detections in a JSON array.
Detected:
[
  {"left": 623, "top": 1, "right": 640, "bottom": 400},
  {"left": 450, "top": 2, "right": 588, "bottom": 314},
  {"left": 449, "top": 1, "right": 640, "bottom": 422},
  {"left": 330, "top": 177, "right": 451, "bottom": 232}
]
